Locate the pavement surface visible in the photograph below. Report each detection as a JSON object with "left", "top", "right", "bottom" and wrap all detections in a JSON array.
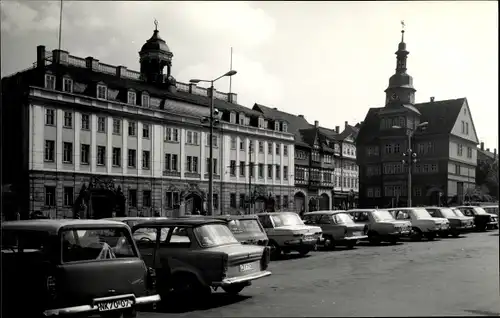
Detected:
[{"left": 140, "top": 231, "right": 500, "bottom": 317}]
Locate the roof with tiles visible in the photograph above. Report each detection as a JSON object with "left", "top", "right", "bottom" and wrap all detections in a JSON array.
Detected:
[{"left": 357, "top": 98, "right": 467, "bottom": 144}]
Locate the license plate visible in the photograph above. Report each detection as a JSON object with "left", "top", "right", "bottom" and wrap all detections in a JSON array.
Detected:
[
  {"left": 96, "top": 299, "right": 133, "bottom": 312},
  {"left": 303, "top": 235, "right": 315, "bottom": 241},
  {"left": 239, "top": 263, "right": 253, "bottom": 272},
  {"left": 352, "top": 231, "right": 363, "bottom": 237}
]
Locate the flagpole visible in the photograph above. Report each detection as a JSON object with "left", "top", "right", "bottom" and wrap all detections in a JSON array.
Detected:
[
  {"left": 58, "top": 0, "right": 63, "bottom": 51},
  {"left": 229, "top": 47, "right": 233, "bottom": 94}
]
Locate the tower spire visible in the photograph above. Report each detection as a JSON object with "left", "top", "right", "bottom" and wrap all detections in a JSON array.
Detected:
[{"left": 401, "top": 20, "right": 405, "bottom": 42}]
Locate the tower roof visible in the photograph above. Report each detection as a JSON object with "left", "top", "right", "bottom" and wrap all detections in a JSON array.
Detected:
[{"left": 140, "top": 29, "right": 171, "bottom": 54}]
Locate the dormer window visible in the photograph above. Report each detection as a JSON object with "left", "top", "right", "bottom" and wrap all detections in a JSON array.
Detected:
[
  {"left": 282, "top": 122, "right": 288, "bottom": 133},
  {"left": 97, "top": 84, "right": 107, "bottom": 100},
  {"left": 230, "top": 112, "right": 236, "bottom": 124},
  {"left": 142, "top": 93, "right": 150, "bottom": 107},
  {"left": 258, "top": 117, "right": 265, "bottom": 128},
  {"left": 45, "top": 74, "right": 56, "bottom": 90},
  {"left": 62, "top": 77, "right": 73, "bottom": 93},
  {"left": 128, "top": 91, "right": 136, "bottom": 105},
  {"left": 274, "top": 121, "right": 280, "bottom": 131},
  {"left": 239, "top": 113, "right": 245, "bottom": 125},
  {"left": 244, "top": 117, "right": 250, "bottom": 126}
]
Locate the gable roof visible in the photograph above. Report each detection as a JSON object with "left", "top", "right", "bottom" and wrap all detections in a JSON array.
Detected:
[{"left": 337, "top": 124, "right": 359, "bottom": 141}]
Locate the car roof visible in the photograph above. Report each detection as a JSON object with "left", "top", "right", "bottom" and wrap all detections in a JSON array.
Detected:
[
  {"left": 133, "top": 217, "right": 227, "bottom": 228},
  {"left": 345, "top": 209, "right": 379, "bottom": 213},
  {"left": 256, "top": 211, "right": 297, "bottom": 216},
  {"left": 303, "top": 210, "right": 348, "bottom": 216},
  {"left": 105, "top": 217, "right": 168, "bottom": 222},
  {"left": 1, "top": 219, "right": 127, "bottom": 235}
]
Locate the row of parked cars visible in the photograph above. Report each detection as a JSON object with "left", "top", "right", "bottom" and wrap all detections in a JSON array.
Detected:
[{"left": 1, "top": 204, "right": 497, "bottom": 317}]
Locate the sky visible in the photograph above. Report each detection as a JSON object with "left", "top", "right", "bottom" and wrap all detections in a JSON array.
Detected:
[{"left": 1, "top": 1, "right": 498, "bottom": 149}]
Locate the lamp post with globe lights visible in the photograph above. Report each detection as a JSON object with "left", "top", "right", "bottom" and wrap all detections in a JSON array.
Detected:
[
  {"left": 391, "top": 121, "right": 428, "bottom": 207},
  {"left": 190, "top": 70, "right": 237, "bottom": 216}
]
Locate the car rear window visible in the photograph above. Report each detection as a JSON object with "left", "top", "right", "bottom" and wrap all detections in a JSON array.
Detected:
[
  {"left": 228, "top": 219, "right": 264, "bottom": 234},
  {"left": 62, "top": 228, "right": 137, "bottom": 263},
  {"left": 1, "top": 230, "right": 53, "bottom": 255}
]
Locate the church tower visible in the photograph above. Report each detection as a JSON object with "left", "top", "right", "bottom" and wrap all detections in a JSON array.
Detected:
[{"left": 139, "top": 20, "right": 174, "bottom": 86}]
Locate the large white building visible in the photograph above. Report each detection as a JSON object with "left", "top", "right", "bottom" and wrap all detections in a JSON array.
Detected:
[{"left": 1, "top": 27, "right": 295, "bottom": 220}]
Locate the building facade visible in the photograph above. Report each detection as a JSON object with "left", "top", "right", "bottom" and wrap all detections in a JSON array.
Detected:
[
  {"left": 1, "top": 27, "right": 295, "bottom": 220},
  {"left": 356, "top": 29, "right": 479, "bottom": 208}
]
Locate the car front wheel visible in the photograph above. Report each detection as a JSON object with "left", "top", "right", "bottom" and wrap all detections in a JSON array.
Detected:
[{"left": 222, "top": 283, "right": 246, "bottom": 295}]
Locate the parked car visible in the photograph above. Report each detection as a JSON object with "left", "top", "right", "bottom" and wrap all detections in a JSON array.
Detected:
[
  {"left": 257, "top": 212, "right": 322, "bottom": 258},
  {"left": 203, "top": 214, "right": 269, "bottom": 246},
  {"left": 455, "top": 206, "right": 499, "bottom": 231},
  {"left": 1, "top": 219, "right": 160, "bottom": 318},
  {"left": 481, "top": 205, "right": 499, "bottom": 216},
  {"left": 388, "top": 207, "right": 450, "bottom": 241},
  {"left": 345, "top": 209, "right": 412, "bottom": 244},
  {"left": 302, "top": 211, "right": 367, "bottom": 249},
  {"left": 424, "top": 207, "right": 474, "bottom": 237},
  {"left": 105, "top": 216, "right": 168, "bottom": 229},
  {"left": 131, "top": 218, "right": 271, "bottom": 297}
]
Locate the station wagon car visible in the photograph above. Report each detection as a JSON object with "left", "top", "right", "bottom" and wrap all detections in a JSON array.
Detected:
[
  {"left": 257, "top": 212, "right": 322, "bottom": 258},
  {"left": 455, "top": 206, "right": 499, "bottom": 231},
  {"left": 1, "top": 219, "right": 160, "bottom": 318},
  {"left": 388, "top": 207, "right": 450, "bottom": 240},
  {"left": 303, "top": 211, "right": 367, "bottom": 249},
  {"left": 132, "top": 218, "right": 271, "bottom": 297},
  {"left": 345, "top": 209, "right": 412, "bottom": 244},
  {"left": 424, "top": 207, "right": 474, "bottom": 237},
  {"left": 207, "top": 214, "right": 269, "bottom": 246}
]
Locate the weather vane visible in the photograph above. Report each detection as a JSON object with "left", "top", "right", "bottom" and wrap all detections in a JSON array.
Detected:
[
  {"left": 154, "top": 18, "right": 158, "bottom": 31},
  {"left": 401, "top": 20, "right": 406, "bottom": 31}
]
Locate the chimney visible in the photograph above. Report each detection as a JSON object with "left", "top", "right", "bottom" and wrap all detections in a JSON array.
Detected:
[
  {"left": 52, "top": 49, "right": 69, "bottom": 65},
  {"left": 85, "top": 56, "right": 99, "bottom": 71},
  {"left": 480, "top": 142, "right": 484, "bottom": 150},
  {"left": 116, "top": 66, "right": 127, "bottom": 78},
  {"left": 228, "top": 93, "right": 237, "bottom": 103},
  {"left": 298, "top": 114, "right": 304, "bottom": 118},
  {"left": 430, "top": 97, "right": 435, "bottom": 102},
  {"left": 314, "top": 120, "right": 319, "bottom": 128},
  {"left": 36, "top": 45, "right": 46, "bottom": 68},
  {"left": 345, "top": 121, "right": 348, "bottom": 129},
  {"left": 335, "top": 126, "right": 340, "bottom": 133},
  {"left": 486, "top": 148, "right": 490, "bottom": 152},
  {"left": 273, "top": 107, "right": 278, "bottom": 110}
]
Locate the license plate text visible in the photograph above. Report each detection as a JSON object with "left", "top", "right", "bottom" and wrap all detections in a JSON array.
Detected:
[{"left": 96, "top": 299, "right": 133, "bottom": 312}]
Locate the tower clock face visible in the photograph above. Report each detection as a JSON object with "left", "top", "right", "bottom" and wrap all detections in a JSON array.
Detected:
[{"left": 391, "top": 93, "right": 398, "bottom": 100}]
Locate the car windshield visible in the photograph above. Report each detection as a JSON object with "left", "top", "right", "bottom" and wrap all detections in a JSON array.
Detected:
[
  {"left": 271, "top": 213, "right": 304, "bottom": 227},
  {"left": 228, "top": 219, "right": 264, "bottom": 235},
  {"left": 372, "top": 210, "right": 395, "bottom": 221},
  {"left": 335, "top": 213, "right": 355, "bottom": 224},
  {"left": 133, "top": 227, "right": 169, "bottom": 241},
  {"left": 439, "top": 208, "right": 457, "bottom": 218},
  {"left": 194, "top": 224, "right": 239, "bottom": 247},
  {"left": 411, "top": 208, "right": 432, "bottom": 219},
  {"left": 452, "top": 209, "right": 465, "bottom": 217},
  {"left": 473, "top": 207, "right": 488, "bottom": 215},
  {"left": 483, "top": 207, "right": 498, "bottom": 214},
  {"left": 62, "top": 228, "right": 137, "bottom": 263}
]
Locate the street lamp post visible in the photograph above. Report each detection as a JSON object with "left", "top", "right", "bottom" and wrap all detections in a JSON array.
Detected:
[
  {"left": 392, "top": 122, "right": 428, "bottom": 207},
  {"left": 190, "top": 70, "right": 237, "bottom": 216}
]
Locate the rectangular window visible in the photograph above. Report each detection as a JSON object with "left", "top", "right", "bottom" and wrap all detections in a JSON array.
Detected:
[
  {"left": 112, "top": 147, "right": 121, "bottom": 166},
  {"left": 385, "top": 144, "right": 392, "bottom": 154},
  {"left": 259, "top": 141, "right": 264, "bottom": 153},
  {"left": 276, "top": 165, "right": 281, "bottom": 180},
  {"left": 230, "top": 160, "right": 236, "bottom": 176},
  {"left": 165, "top": 127, "right": 179, "bottom": 142},
  {"left": 44, "top": 140, "right": 55, "bottom": 161},
  {"left": 172, "top": 154, "right": 178, "bottom": 171},
  {"left": 63, "top": 78, "right": 73, "bottom": 93},
  {"left": 45, "top": 186, "right": 56, "bottom": 206},
  {"left": 213, "top": 158, "right": 218, "bottom": 175},
  {"left": 461, "top": 121, "right": 465, "bottom": 133},
  {"left": 81, "top": 144, "right": 90, "bottom": 164},
  {"left": 465, "top": 122, "right": 469, "bottom": 135},
  {"left": 193, "top": 156, "right": 198, "bottom": 173},
  {"left": 129, "top": 190, "right": 137, "bottom": 207},
  {"left": 268, "top": 165, "right": 273, "bottom": 179},
  {"left": 249, "top": 163, "right": 254, "bottom": 177},
  {"left": 186, "top": 156, "right": 198, "bottom": 172},
  {"left": 268, "top": 143, "right": 272, "bottom": 154},
  {"left": 239, "top": 161, "right": 245, "bottom": 176},
  {"left": 430, "top": 164, "right": 438, "bottom": 172},
  {"left": 113, "top": 119, "right": 121, "bottom": 135},
  {"left": 374, "top": 188, "right": 381, "bottom": 197},
  {"left": 275, "top": 195, "right": 281, "bottom": 208},
  {"left": 128, "top": 149, "right": 136, "bottom": 167},
  {"left": 231, "top": 137, "right": 237, "bottom": 149},
  {"left": 230, "top": 193, "right": 237, "bottom": 208},
  {"left": 240, "top": 140, "right": 245, "bottom": 151},
  {"left": 45, "top": 74, "right": 56, "bottom": 90},
  {"left": 63, "top": 187, "right": 74, "bottom": 206},
  {"left": 142, "top": 124, "right": 150, "bottom": 138},
  {"left": 467, "top": 147, "right": 472, "bottom": 158},
  {"left": 81, "top": 114, "right": 90, "bottom": 130},
  {"left": 186, "top": 131, "right": 193, "bottom": 144},
  {"left": 143, "top": 190, "right": 151, "bottom": 207},
  {"left": 283, "top": 166, "right": 288, "bottom": 180},
  {"left": 45, "top": 109, "right": 55, "bottom": 125},
  {"left": 128, "top": 122, "right": 136, "bottom": 136},
  {"left": 63, "top": 112, "right": 73, "bottom": 128},
  {"left": 249, "top": 141, "right": 253, "bottom": 153},
  {"left": 164, "top": 154, "right": 171, "bottom": 171},
  {"left": 367, "top": 188, "right": 374, "bottom": 198},
  {"left": 276, "top": 144, "right": 280, "bottom": 155},
  {"left": 63, "top": 142, "right": 73, "bottom": 163},
  {"left": 97, "top": 85, "right": 107, "bottom": 99},
  {"left": 284, "top": 145, "right": 288, "bottom": 156},
  {"left": 97, "top": 117, "right": 106, "bottom": 133},
  {"left": 414, "top": 187, "right": 422, "bottom": 197},
  {"left": 455, "top": 164, "right": 460, "bottom": 175},
  {"left": 97, "top": 146, "right": 106, "bottom": 165},
  {"left": 457, "top": 144, "right": 463, "bottom": 156},
  {"left": 213, "top": 194, "right": 219, "bottom": 210},
  {"left": 394, "top": 143, "right": 400, "bottom": 153},
  {"left": 258, "top": 164, "right": 264, "bottom": 178},
  {"left": 142, "top": 94, "right": 150, "bottom": 107},
  {"left": 128, "top": 91, "right": 136, "bottom": 105}
]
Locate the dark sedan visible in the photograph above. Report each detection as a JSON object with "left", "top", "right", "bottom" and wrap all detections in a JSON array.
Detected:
[
  {"left": 455, "top": 206, "right": 499, "bottom": 231},
  {"left": 425, "top": 207, "right": 474, "bottom": 237}
]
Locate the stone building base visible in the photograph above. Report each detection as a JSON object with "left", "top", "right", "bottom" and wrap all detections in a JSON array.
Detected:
[{"left": 28, "top": 171, "right": 295, "bottom": 218}]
